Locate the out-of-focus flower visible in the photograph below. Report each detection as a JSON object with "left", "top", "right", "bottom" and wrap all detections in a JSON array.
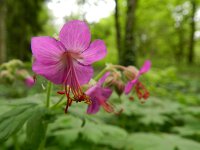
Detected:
[
  {"left": 0, "top": 70, "right": 14, "bottom": 84},
  {"left": 86, "top": 72, "right": 113, "bottom": 114},
  {"left": 16, "top": 69, "right": 35, "bottom": 87},
  {"left": 123, "top": 66, "right": 139, "bottom": 81},
  {"left": 31, "top": 20, "right": 107, "bottom": 113},
  {"left": 25, "top": 76, "right": 35, "bottom": 87},
  {"left": 124, "top": 60, "right": 151, "bottom": 100},
  {"left": 104, "top": 71, "right": 125, "bottom": 96}
]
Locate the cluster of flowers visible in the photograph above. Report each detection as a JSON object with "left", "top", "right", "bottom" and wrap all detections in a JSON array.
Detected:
[
  {"left": 0, "top": 59, "right": 35, "bottom": 87},
  {"left": 31, "top": 20, "right": 151, "bottom": 114}
]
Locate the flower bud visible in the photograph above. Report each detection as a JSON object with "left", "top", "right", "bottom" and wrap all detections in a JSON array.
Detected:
[
  {"left": 16, "top": 69, "right": 35, "bottom": 87},
  {"left": 105, "top": 71, "right": 121, "bottom": 87},
  {"left": 16, "top": 69, "right": 29, "bottom": 80},
  {"left": 114, "top": 80, "right": 125, "bottom": 96},
  {"left": 123, "top": 66, "right": 139, "bottom": 81},
  {"left": 25, "top": 76, "right": 35, "bottom": 87},
  {"left": 0, "top": 70, "right": 14, "bottom": 84}
]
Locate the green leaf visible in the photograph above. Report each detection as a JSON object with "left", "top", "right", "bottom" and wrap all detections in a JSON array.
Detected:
[
  {"left": 49, "top": 115, "right": 83, "bottom": 147},
  {"left": 125, "top": 133, "right": 200, "bottom": 150},
  {"left": 25, "top": 107, "right": 49, "bottom": 150},
  {"left": 80, "top": 120, "right": 128, "bottom": 149},
  {"left": 98, "top": 124, "right": 128, "bottom": 149},
  {"left": 0, "top": 104, "right": 36, "bottom": 143}
]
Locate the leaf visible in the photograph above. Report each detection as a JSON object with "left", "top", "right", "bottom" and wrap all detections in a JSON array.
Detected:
[
  {"left": 98, "top": 124, "right": 128, "bottom": 149},
  {"left": 80, "top": 120, "right": 128, "bottom": 149},
  {"left": 0, "top": 104, "right": 36, "bottom": 143},
  {"left": 25, "top": 107, "right": 49, "bottom": 150},
  {"left": 81, "top": 121, "right": 105, "bottom": 143},
  {"left": 173, "top": 115, "right": 200, "bottom": 136},
  {"left": 48, "top": 115, "right": 83, "bottom": 147},
  {"left": 124, "top": 133, "right": 200, "bottom": 150}
]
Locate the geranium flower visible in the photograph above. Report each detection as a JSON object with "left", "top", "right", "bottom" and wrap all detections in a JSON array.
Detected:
[
  {"left": 31, "top": 20, "right": 107, "bottom": 112},
  {"left": 124, "top": 60, "right": 151, "bottom": 99},
  {"left": 86, "top": 72, "right": 113, "bottom": 114},
  {"left": 25, "top": 76, "right": 35, "bottom": 87}
]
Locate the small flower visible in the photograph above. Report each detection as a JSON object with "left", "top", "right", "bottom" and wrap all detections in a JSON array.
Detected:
[
  {"left": 25, "top": 76, "right": 35, "bottom": 87},
  {"left": 86, "top": 72, "right": 113, "bottom": 114},
  {"left": 31, "top": 20, "right": 107, "bottom": 112},
  {"left": 124, "top": 60, "right": 151, "bottom": 100}
]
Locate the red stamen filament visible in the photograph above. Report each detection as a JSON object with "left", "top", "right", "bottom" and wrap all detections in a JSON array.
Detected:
[
  {"left": 135, "top": 81, "right": 150, "bottom": 100},
  {"left": 60, "top": 52, "right": 91, "bottom": 113}
]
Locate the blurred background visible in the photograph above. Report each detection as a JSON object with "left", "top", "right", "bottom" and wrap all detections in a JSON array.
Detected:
[{"left": 0, "top": 0, "right": 200, "bottom": 150}]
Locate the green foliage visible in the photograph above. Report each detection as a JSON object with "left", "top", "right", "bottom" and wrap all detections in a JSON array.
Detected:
[
  {"left": 0, "top": 103, "right": 37, "bottom": 143},
  {"left": 125, "top": 133, "right": 200, "bottom": 150},
  {"left": 5, "top": 0, "right": 49, "bottom": 61}
]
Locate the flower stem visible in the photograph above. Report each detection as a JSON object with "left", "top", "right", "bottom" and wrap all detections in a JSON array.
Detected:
[
  {"left": 94, "top": 67, "right": 108, "bottom": 81},
  {"left": 51, "top": 95, "right": 65, "bottom": 109},
  {"left": 112, "top": 65, "right": 126, "bottom": 70},
  {"left": 46, "top": 81, "right": 52, "bottom": 108},
  {"left": 39, "top": 81, "right": 52, "bottom": 150}
]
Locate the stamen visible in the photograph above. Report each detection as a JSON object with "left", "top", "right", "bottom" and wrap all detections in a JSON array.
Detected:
[
  {"left": 99, "top": 99, "right": 114, "bottom": 113},
  {"left": 129, "top": 96, "right": 134, "bottom": 101},
  {"left": 62, "top": 52, "right": 91, "bottom": 113},
  {"left": 57, "top": 91, "right": 65, "bottom": 95},
  {"left": 114, "top": 108, "right": 124, "bottom": 115},
  {"left": 135, "top": 81, "right": 150, "bottom": 100},
  {"left": 33, "top": 74, "right": 37, "bottom": 82}
]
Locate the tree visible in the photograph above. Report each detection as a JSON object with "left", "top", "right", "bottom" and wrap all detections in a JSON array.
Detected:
[
  {"left": 114, "top": 0, "right": 137, "bottom": 66},
  {"left": 123, "top": 0, "right": 138, "bottom": 66},
  {"left": 188, "top": 0, "right": 196, "bottom": 64},
  {"left": 114, "top": 0, "right": 122, "bottom": 64},
  {"left": 0, "top": 0, "right": 6, "bottom": 64},
  {"left": 5, "top": 0, "right": 48, "bottom": 61}
]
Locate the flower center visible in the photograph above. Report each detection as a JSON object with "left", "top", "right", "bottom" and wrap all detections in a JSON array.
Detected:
[{"left": 59, "top": 52, "right": 91, "bottom": 113}]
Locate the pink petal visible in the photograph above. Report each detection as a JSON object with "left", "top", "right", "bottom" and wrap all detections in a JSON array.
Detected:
[
  {"left": 86, "top": 86, "right": 112, "bottom": 114},
  {"left": 32, "top": 60, "right": 67, "bottom": 84},
  {"left": 87, "top": 98, "right": 100, "bottom": 114},
  {"left": 31, "top": 36, "right": 65, "bottom": 64},
  {"left": 59, "top": 20, "right": 91, "bottom": 53},
  {"left": 101, "top": 88, "right": 112, "bottom": 100},
  {"left": 80, "top": 40, "right": 107, "bottom": 65},
  {"left": 86, "top": 86, "right": 101, "bottom": 114},
  {"left": 72, "top": 61, "right": 93, "bottom": 85},
  {"left": 139, "top": 60, "right": 151, "bottom": 75},
  {"left": 97, "top": 72, "right": 110, "bottom": 86},
  {"left": 124, "top": 81, "right": 134, "bottom": 95}
]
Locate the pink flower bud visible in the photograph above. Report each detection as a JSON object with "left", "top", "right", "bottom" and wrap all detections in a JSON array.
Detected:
[
  {"left": 123, "top": 66, "right": 139, "bottom": 81},
  {"left": 25, "top": 76, "right": 35, "bottom": 87}
]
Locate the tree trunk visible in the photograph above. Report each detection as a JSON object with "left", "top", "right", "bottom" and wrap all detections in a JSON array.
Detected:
[
  {"left": 122, "top": 0, "right": 137, "bottom": 66},
  {"left": 188, "top": 0, "right": 196, "bottom": 64},
  {"left": 175, "top": 26, "right": 184, "bottom": 63},
  {"left": 114, "top": 0, "right": 122, "bottom": 64},
  {"left": 0, "top": 2, "right": 6, "bottom": 64}
]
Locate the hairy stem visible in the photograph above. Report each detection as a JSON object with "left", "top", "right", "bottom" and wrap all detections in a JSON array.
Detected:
[
  {"left": 94, "top": 67, "right": 109, "bottom": 81},
  {"left": 46, "top": 81, "right": 52, "bottom": 108}
]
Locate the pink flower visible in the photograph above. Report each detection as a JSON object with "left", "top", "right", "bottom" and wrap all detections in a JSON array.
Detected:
[
  {"left": 25, "top": 76, "right": 35, "bottom": 87},
  {"left": 124, "top": 60, "right": 151, "bottom": 99},
  {"left": 31, "top": 20, "right": 107, "bottom": 112},
  {"left": 86, "top": 72, "right": 113, "bottom": 114}
]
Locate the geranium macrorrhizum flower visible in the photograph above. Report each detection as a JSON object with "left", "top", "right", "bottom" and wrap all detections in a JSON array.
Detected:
[
  {"left": 86, "top": 72, "right": 113, "bottom": 114},
  {"left": 124, "top": 60, "right": 151, "bottom": 100},
  {"left": 25, "top": 76, "right": 35, "bottom": 87},
  {"left": 31, "top": 20, "right": 107, "bottom": 112}
]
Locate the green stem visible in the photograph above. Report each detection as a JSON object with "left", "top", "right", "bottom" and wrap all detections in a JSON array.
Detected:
[
  {"left": 39, "top": 81, "right": 52, "bottom": 150},
  {"left": 46, "top": 81, "right": 52, "bottom": 108},
  {"left": 94, "top": 67, "right": 109, "bottom": 81},
  {"left": 51, "top": 95, "right": 65, "bottom": 109},
  {"left": 13, "top": 134, "right": 19, "bottom": 150}
]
